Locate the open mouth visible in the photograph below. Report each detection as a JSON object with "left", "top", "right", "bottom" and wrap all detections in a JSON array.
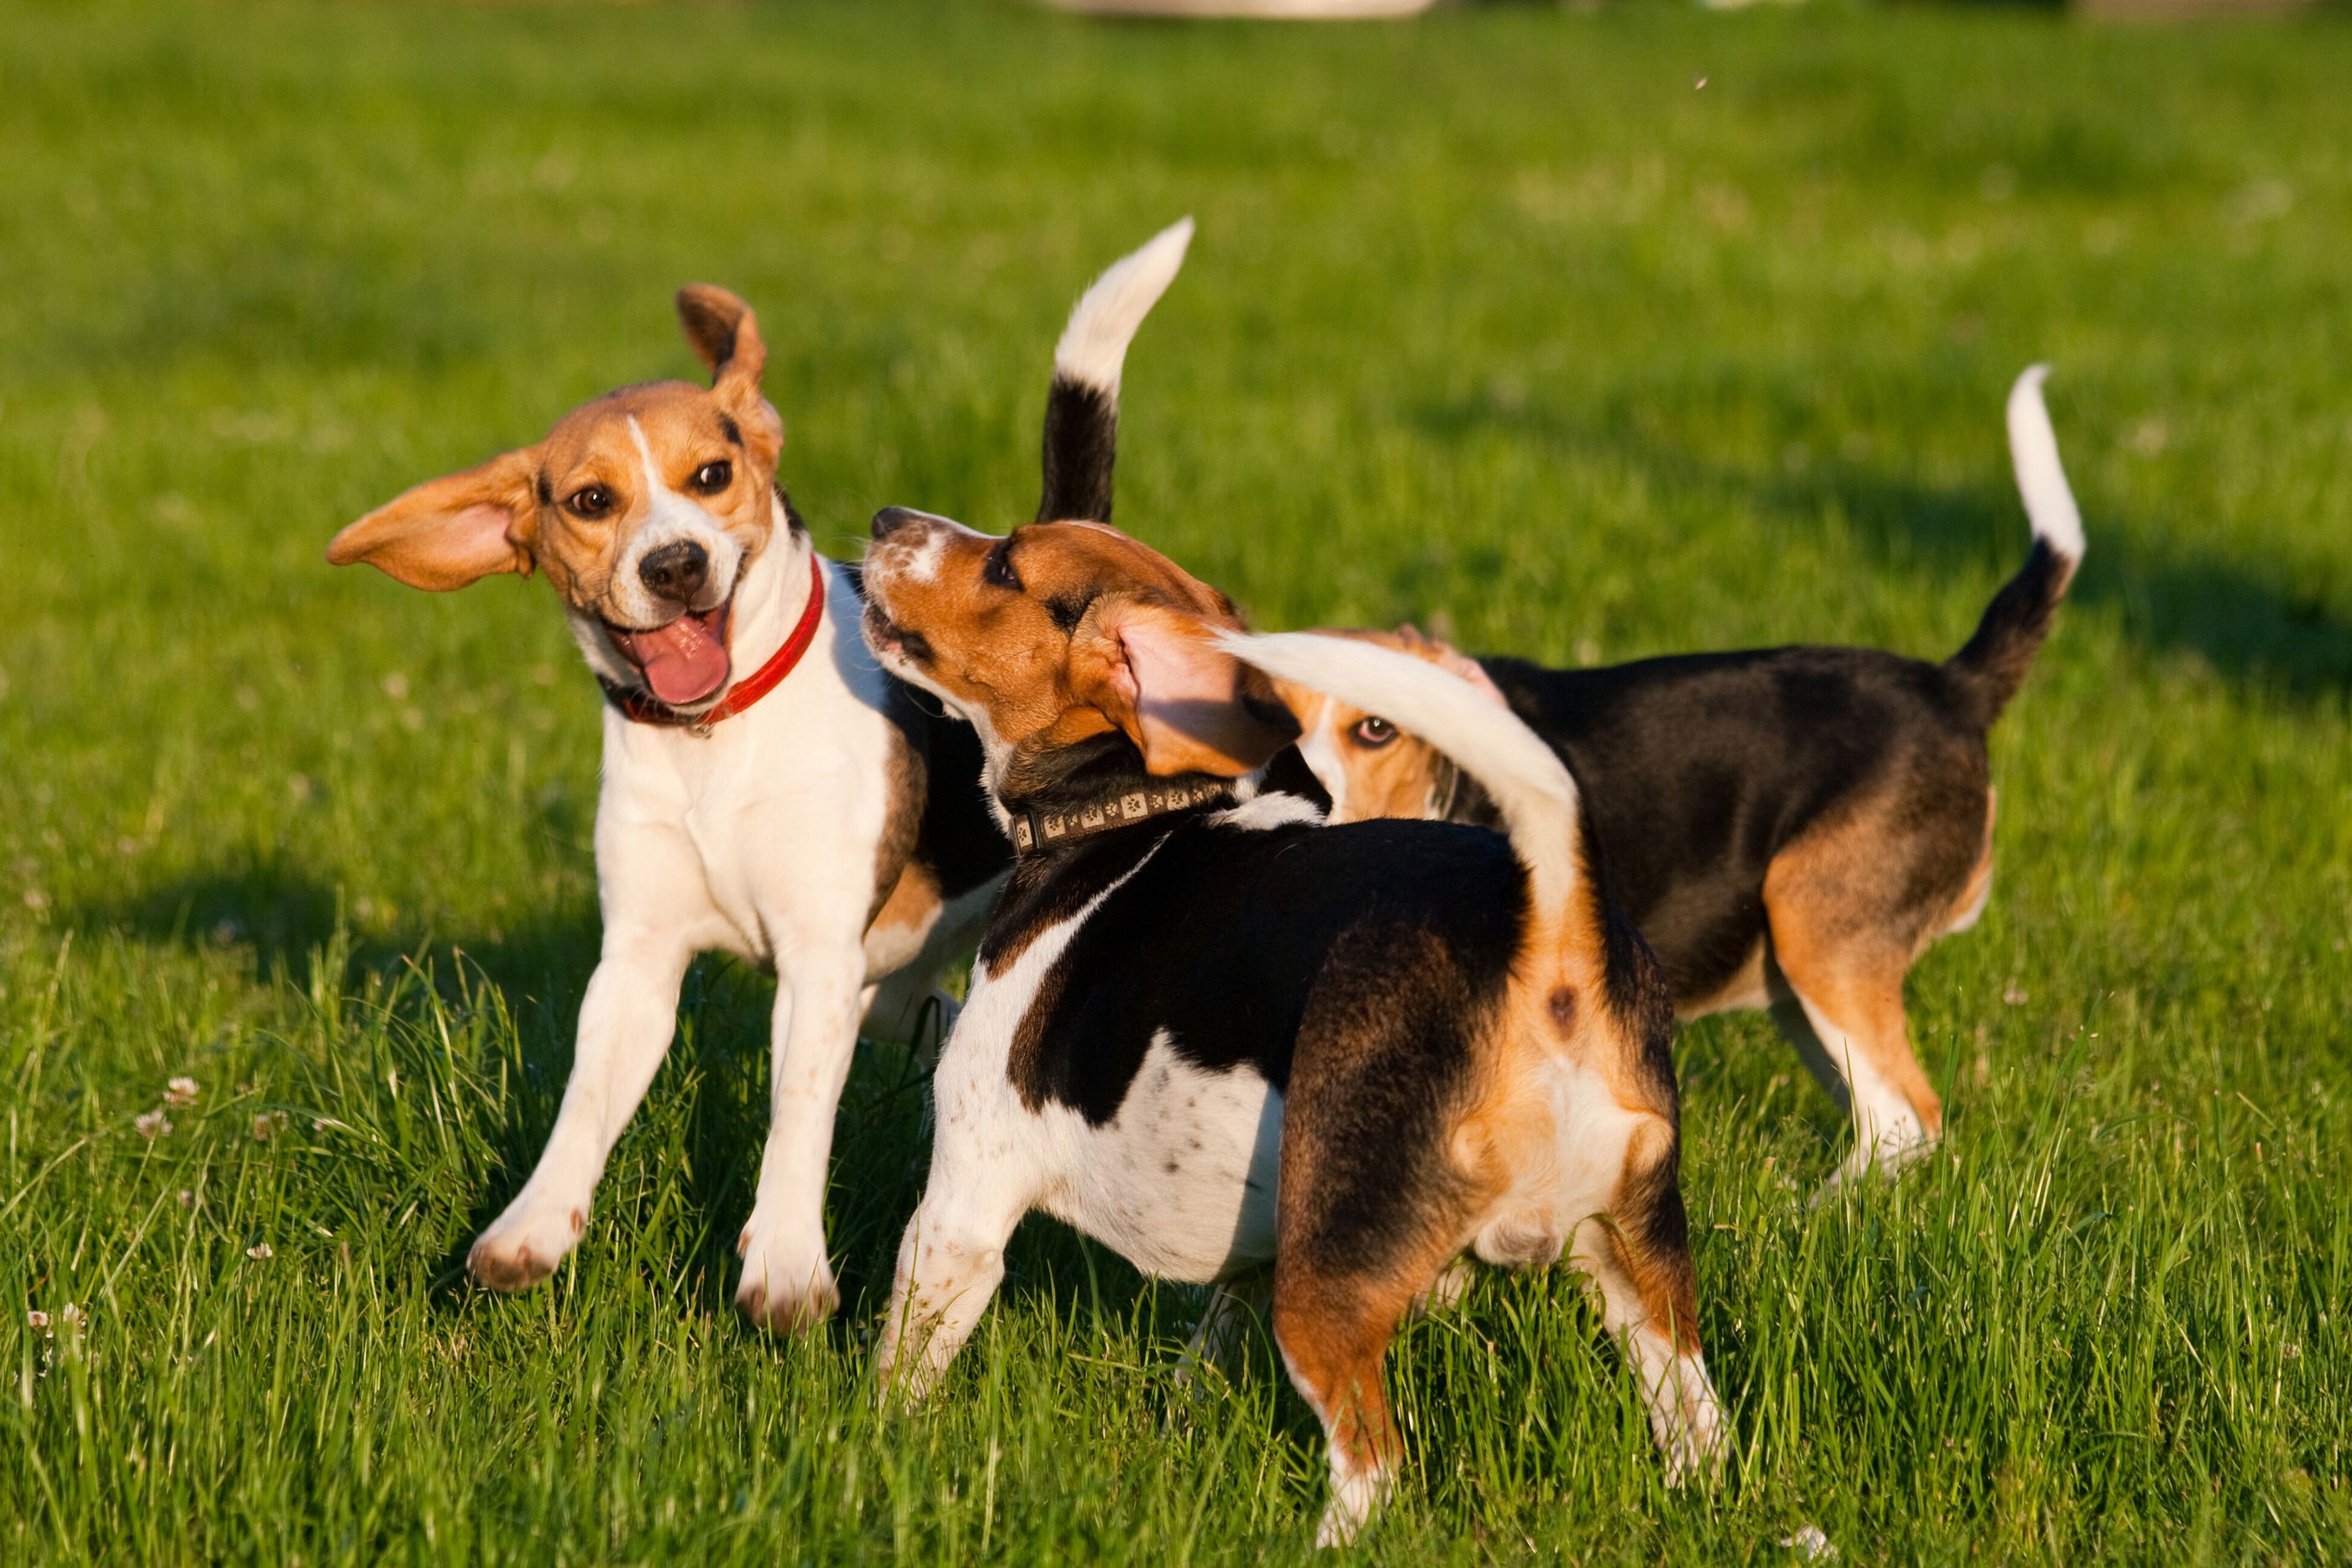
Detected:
[
  {"left": 862, "top": 602, "right": 932, "bottom": 667},
  {"left": 605, "top": 600, "right": 734, "bottom": 708}
]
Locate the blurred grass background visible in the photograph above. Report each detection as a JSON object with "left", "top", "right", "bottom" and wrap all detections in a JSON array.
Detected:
[{"left": 2, "top": 0, "right": 2349, "bottom": 1560}]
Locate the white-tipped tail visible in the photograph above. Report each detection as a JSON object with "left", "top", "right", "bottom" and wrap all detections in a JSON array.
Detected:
[
  {"left": 1220, "top": 630, "right": 1583, "bottom": 917},
  {"left": 2008, "top": 364, "right": 2084, "bottom": 563},
  {"left": 1053, "top": 217, "right": 1194, "bottom": 396}
]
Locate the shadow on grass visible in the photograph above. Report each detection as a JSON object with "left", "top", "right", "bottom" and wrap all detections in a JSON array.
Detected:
[
  {"left": 56, "top": 860, "right": 1197, "bottom": 1353},
  {"left": 1411, "top": 393, "right": 2352, "bottom": 698}
]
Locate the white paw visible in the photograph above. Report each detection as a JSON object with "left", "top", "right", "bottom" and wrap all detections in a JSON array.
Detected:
[
  {"left": 735, "top": 1219, "right": 839, "bottom": 1335},
  {"left": 468, "top": 1196, "right": 588, "bottom": 1292},
  {"left": 1814, "top": 1125, "right": 1939, "bottom": 1205},
  {"left": 1313, "top": 1460, "right": 1391, "bottom": 1549},
  {"left": 874, "top": 1334, "right": 945, "bottom": 1406},
  {"left": 1656, "top": 1380, "right": 1727, "bottom": 1487}
]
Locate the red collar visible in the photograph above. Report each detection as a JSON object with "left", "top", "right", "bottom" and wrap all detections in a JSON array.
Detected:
[{"left": 606, "top": 553, "right": 827, "bottom": 731}]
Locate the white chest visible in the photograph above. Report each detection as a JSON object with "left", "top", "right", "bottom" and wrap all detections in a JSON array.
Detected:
[{"left": 593, "top": 583, "right": 902, "bottom": 965}]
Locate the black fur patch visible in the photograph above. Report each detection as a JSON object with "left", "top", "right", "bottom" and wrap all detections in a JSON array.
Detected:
[
  {"left": 1948, "top": 537, "right": 2070, "bottom": 726},
  {"left": 997, "top": 794, "right": 1527, "bottom": 1127},
  {"left": 1037, "top": 375, "right": 1117, "bottom": 523},
  {"left": 774, "top": 483, "right": 808, "bottom": 536}
]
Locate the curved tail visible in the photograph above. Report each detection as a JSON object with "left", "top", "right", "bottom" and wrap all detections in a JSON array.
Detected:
[
  {"left": 1037, "top": 217, "right": 1195, "bottom": 524},
  {"left": 1220, "top": 630, "right": 1583, "bottom": 920},
  {"left": 1948, "top": 364, "right": 2085, "bottom": 726}
]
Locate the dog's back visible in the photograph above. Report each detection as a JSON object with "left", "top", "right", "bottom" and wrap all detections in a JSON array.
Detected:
[{"left": 1479, "top": 643, "right": 1991, "bottom": 1004}]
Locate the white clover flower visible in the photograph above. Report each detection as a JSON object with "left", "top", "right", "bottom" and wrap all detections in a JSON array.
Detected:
[
  {"left": 246, "top": 1244, "right": 273, "bottom": 1261},
  {"left": 26, "top": 1310, "right": 50, "bottom": 1333},
  {"left": 134, "top": 1110, "right": 172, "bottom": 1141},
  {"left": 165, "top": 1077, "right": 199, "bottom": 1107}
]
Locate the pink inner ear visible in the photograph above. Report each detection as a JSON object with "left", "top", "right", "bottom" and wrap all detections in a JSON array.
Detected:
[
  {"left": 1436, "top": 645, "right": 1508, "bottom": 707},
  {"left": 430, "top": 502, "right": 522, "bottom": 578},
  {"left": 1119, "top": 614, "right": 1234, "bottom": 736}
]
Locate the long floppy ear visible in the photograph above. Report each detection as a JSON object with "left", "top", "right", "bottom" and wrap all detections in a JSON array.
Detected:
[
  {"left": 326, "top": 448, "right": 538, "bottom": 590},
  {"left": 1075, "top": 600, "right": 1299, "bottom": 777},
  {"left": 676, "top": 284, "right": 784, "bottom": 464},
  {"left": 1424, "top": 635, "right": 1507, "bottom": 707}
]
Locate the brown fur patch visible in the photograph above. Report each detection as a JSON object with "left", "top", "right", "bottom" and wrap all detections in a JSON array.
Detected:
[{"left": 865, "top": 716, "right": 932, "bottom": 927}]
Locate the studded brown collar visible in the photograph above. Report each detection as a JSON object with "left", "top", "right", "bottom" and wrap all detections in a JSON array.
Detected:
[{"left": 1005, "top": 777, "right": 1231, "bottom": 855}]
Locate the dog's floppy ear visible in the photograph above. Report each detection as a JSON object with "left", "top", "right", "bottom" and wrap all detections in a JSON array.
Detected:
[
  {"left": 1074, "top": 599, "right": 1299, "bottom": 778},
  {"left": 327, "top": 448, "right": 538, "bottom": 590},
  {"left": 676, "top": 285, "right": 784, "bottom": 464},
  {"left": 1425, "top": 636, "right": 1507, "bottom": 706}
]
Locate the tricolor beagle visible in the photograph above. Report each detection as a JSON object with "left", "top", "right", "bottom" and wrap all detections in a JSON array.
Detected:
[
  {"left": 858, "top": 511, "right": 1722, "bottom": 1544},
  {"left": 325, "top": 222, "right": 1194, "bottom": 1329},
  {"left": 1285, "top": 370, "right": 2085, "bottom": 1188}
]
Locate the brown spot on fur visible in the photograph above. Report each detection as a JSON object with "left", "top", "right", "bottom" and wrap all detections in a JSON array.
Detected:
[
  {"left": 868, "top": 861, "right": 945, "bottom": 954},
  {"left": 1548, "top": 985, "right": 1577, "bottom": 1031},
  {"left": 866, "top": 713, "right": 932, "bottom": 927}
]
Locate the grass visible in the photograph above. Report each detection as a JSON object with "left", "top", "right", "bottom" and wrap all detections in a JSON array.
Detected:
[{"left": 3, "top": 0, "right": 2350, "bottom": 1559}]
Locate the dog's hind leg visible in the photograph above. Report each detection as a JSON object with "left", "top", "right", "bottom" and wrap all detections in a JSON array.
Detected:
[
  {"left": 1174, "top": 1272, "right": 1273, "bottom": 1398},
  {"left": 859, "top": 968, "right": 960, "bottom": 1062},
  {"left": 1766, "top": 952, "right": 1940, "bottom": 1192},
  {"left": 1271, "top": 1264, "right": 1426, "bottom": 1548},
  {"left": 1762, "top": 830, "right": 1949, "bottom": 1190},
  {"left": 1569, "top": 1118, "right": 1724, "bottom": 1484}
]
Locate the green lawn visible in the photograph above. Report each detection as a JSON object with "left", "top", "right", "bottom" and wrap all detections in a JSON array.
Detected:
[{"left": 4, "top": 0, "right": 2350, "bottom": 1560}]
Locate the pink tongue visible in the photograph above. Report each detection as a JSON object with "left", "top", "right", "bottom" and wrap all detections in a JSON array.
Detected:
[{"left": 617, "top": 614, "right": 731, "bottom": 707}]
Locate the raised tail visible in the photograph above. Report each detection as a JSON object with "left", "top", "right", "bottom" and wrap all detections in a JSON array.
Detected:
[
  {"left": 1220, "top": 630, "right": 1583, "bottom": 920},
  {"left": 1948, "top": 364, "right": 2086, "bottom": 726},
  {"left": 1037, "top": 217, "right": 1194, "bottom": 524}
]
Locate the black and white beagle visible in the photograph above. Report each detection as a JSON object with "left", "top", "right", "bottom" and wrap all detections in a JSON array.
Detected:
[{"left": 858, "top": 511, "right": 1722, "bottom": 1544}]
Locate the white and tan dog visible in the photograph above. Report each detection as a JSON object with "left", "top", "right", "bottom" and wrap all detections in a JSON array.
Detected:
[{"left": 327, "top": 223, "right": 1193, "bottom": 1329}]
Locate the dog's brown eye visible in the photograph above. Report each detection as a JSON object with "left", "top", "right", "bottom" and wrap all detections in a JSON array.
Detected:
[
  {"left": 1352, "top": 716, "right": 1398, "bottom": 748},
  {"left": 568, "top": 485, "right": 616, "bottom": 519},
  {"left": 692, "top": 460, "right": 732, "bottom": 494}
]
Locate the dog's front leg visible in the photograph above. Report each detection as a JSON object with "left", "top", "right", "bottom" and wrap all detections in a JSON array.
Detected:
[
  {"left": 735, "top": 942, "right": 868, "bottom": 1333},
  {"left": 468, "top": 927, "right": 696, "bottom": 1291},
  {"left": 874, "top": 1181, "right": 1026, "bottom": 1403}
]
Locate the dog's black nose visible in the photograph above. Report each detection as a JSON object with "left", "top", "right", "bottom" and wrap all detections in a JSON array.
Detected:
[
  {"left": 638, "top": 540, "right": 710, "bottom": 604},
  {"left": 871, "top": 506, "right": 924, "bottom": 542}
]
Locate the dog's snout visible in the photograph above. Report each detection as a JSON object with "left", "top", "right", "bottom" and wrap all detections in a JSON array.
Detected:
[
  {"left": 871, "top": 506, "right": 925, "bottom": 543},
  {"left": 639, "top": 540, "right": 710, "bottom": 604}
]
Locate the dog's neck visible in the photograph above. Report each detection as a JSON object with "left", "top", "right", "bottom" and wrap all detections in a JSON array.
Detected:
[
  {"left": 996, "top": 732, "right": 1235, "bottom": 857},
  {"left": 721, "top": 498, "right": 819, "bottom": 681}
]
